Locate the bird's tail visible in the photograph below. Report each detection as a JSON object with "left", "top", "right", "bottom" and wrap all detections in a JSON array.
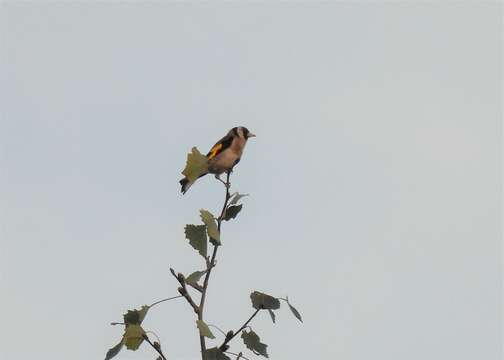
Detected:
[
  {"left": 179, "top": 172, "right": 208, "bottom": 194},
  {"left": 179, "top": 178, "right": 192, "bottom": 194}
]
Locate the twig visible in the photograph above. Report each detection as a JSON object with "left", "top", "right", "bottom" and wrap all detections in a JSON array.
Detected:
[
  {"left": 214, "top": 174, "right": 228, "bottom": 187},
  {"left": 150, "top": 295, "right": 183, "bottom": 308},
  {"left": 143, "top": 333, "right": 167, "bottom": 360},
  {"left": 225, "top": 351, "right": 250, "bottom": 360},
  {"left": 170, "top": 268, "right": 199, "bottom": 314},
  {"left": 219, "top": 309, "right": 260, "bottom": 351},
  {"left": 198, "top": 171, "right": 232, "bottom": 357},
  {"left": 110, "top": 296, "right": 183, "bottom": 326},
  {"left": 145, "top": 330, "right": 161, "bottom": 345}
]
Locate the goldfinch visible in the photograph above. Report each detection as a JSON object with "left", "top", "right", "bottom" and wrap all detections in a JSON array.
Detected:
[{"left": 179, "top": 126, "right": 256, "bottom": 194}]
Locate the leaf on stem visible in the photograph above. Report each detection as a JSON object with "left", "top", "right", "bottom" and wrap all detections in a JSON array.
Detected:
[
  {"left": 250, "top": 291, "right": 280, "bottom": 310},
  {"left": 104, "top": 339, "right": 124, "bottom": 360},
  {"left": 105, "top": 305, "right": 149, "bottom": 359},
  {"left": 200, "top": 209, "right": 220, "bottom": 245},
  {"left": 185, "top": 224, "right": 208, "bottom": 258},
  {"left": 229, "top": 192, "right": 249, "bottom": 205},
  {"left": 223, "top": 204, "right": 242, "bottom": 221},
  {"left": 123, "top": 324, "right": 145, "bottom": 350},
  {"left": 181, "top": 147, "right": 209, "bottom": 183},
  {"left": 267, "top": 309, "right": 276, "bottom": 324},
  {"left": 203, "top": 347, "right": 231, "bottom": 360},
  {"left": 196, "top": 319, "right": 216, "bottom": 339},
  {"left": 185, "top": 270, "right": 206, "bottom": 286},
  {"left": 241, "top": 330, "right": 269, "bottom": 358},
  {"left": 123, "top": 305, "right": 150, "bottom": 325},
  {"left": 286, "top": 297, "right": 303, "bottom": 323}
]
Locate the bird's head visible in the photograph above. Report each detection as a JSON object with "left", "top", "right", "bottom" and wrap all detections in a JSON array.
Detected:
[{"left": 232, "top": 126, "right": 256, "bottom": 140}]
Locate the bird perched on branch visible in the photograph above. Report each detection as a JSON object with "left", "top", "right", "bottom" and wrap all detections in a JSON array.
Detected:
[{"left": 179, "top": 126, "right": 256, "bottom": 194}]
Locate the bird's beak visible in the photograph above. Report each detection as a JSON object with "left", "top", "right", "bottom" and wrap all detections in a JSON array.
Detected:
[{"left": 248, "top": 133, "right": 256, "bottom": 138}]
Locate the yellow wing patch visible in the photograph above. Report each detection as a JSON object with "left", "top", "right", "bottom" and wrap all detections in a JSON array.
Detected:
[{"left": 207, "top": 143, "right": 223, "bottom": 160}]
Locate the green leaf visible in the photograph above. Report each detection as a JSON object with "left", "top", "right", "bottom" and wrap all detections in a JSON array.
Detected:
[
  {"left": 123, "top": 324, "right": 145, "bottom": 350},
  {"left": 196, "top": 319, "right": 216, "bottom": 339},
  {"left": 104, "top": 340, "right": 123, "bottom": 360},
  {"left": 185, "top": 224, "right": 208, "bottom": 258},
  {"left": 203, "top": 347, "right": 231, "bottom": 360},
  {"left": 200, "top": 209, "right": 220, "bottom": 245},
  {"left": 250, "top": 291, "right": 280, "bottom": 310},
  {"left": 267, "top": 309, "right": 276, "bottom": 324},
  {"left": 182, "top": 147, "right": 209, "bottom": 183},
  {"left": 223, "top": 204, "right": 242, "bottom": 221},
  {"left": 123, "top": 305, "right": 150, "bottom": 325},
  {"left": 229, "top": 192, "right": 249, "bottom": 205},
  {"left": 241, "top": 330, "right": 269, "bottom": 358},
  {"left": 287, "top": 301, "right": 303, "bottom": 323},
  {"left": 186, "top": 270, "right": 206, "bottom": 286}
]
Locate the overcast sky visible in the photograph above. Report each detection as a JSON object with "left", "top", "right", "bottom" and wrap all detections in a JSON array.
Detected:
[{"left": 0, "top": 2, "right": 501, "bottom": 360}]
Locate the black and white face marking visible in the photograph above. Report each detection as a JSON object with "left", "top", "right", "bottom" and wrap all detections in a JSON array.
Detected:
[
  {"left": 237, "top": 126, "right": 256, "bottom": 139},
  {"left": 241, "top": 127, "right": 249, "bottom": 138},
  {"left": 229, "top": 126, "right": 255, "bottom": 139}
]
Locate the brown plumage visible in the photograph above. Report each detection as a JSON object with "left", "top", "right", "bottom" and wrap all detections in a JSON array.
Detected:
[{"left": 179, "top": 126, "right": 255, "bottom": 194}]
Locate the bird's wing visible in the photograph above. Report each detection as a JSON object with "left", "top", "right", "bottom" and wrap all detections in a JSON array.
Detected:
[{"left": 206, "top": 134, "right": 234, "bottom": 160}]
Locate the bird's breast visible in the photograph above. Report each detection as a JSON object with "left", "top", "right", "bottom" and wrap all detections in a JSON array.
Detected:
[{"left": 208, "top": 137, "right": 247, "bottom": 174}]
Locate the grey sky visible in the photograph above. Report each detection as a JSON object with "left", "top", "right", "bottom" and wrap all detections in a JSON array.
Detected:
[{"left": 0, "top": 2, "right": 501, "bottom": 360}]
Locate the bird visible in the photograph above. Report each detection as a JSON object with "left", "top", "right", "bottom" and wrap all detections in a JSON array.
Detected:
[{"left": 179, "top": 126, "right": 256, "bottom": 194}]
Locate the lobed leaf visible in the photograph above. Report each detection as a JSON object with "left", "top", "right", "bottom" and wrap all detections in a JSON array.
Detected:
[
  {"left": 250, "top": 291, "right": 280, "bottom": 310},
  {"left": 203, "top": 347, "right": 231, "bottom": 360},
  {"left": 104, "top": 340, "right": 123, "bottom": 360},
  {"left": 106, "top": 305, "right": 149, "bottom": 359},
  {"left": 196, "top": 319, "right": 216, "bottom": 339},
  {"left": 123, "top": 324, "right": 145, "bottom": 350},
  {"left": 223, "top": 204, "right": 242, "bottom": 221},
  {"left": 241, "top": 330, "right": 269, "bottom": 358},
  {"left": 123, "top": 305, "right": 150, "bottom": 325},
  {"left": 185, "top": 224, "right": 208, "bottom": 258},
  {"left": 181, "top": 147, "right": 209, "bottom": 183},
  {"left": 200, "top": 210, "right": 220, "bottom": 245}
]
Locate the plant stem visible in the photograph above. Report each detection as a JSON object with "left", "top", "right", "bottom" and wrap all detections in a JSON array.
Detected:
[
  {"left": 219, "top": 309, "right": 260, "bottom": 350},
  {"left": 143, "top": 333, "right": 167, "bottom": 360},
  {"left": 198, "top": 171, "right": 232, "bottom": 358},
  {"left": 149, "top": 295, "right": 183, "bottom": 308},
  {"left": 169, "top": 268, "right": 199, "bottom": 314},
  {"left": 224, "top": 351, "right": 250, "bottom": 360}
]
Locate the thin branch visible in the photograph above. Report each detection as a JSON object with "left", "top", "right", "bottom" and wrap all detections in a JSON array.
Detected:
[
  {"left": 217, "top": 171, "right": 232, "bottom": 223},
  {"left": 150, "top": 295, "right": 183, "bottom": 308},
  {"left": 144, "top": 330, "right": 161, "bottom": 344},
  {"left": 219, "top": 309, "right": 261, "bottom": 351},
  {"left": 214, "top": 174, "right": 228, "bottom": 187},
  {"left": 225, "top": 351, "right": 251, "bottom": 360},
  {"left": 110, "top": 296, "right": 183, "bottom": 326},
  {"left": 143, "top": 333, "right": 167, "bottom": 360},
  {"left": 170, "top": 268, "right": 199, "bottom": 314},
  {"left": 198, "top": 170, "right": 232, "bottom": 357}
]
